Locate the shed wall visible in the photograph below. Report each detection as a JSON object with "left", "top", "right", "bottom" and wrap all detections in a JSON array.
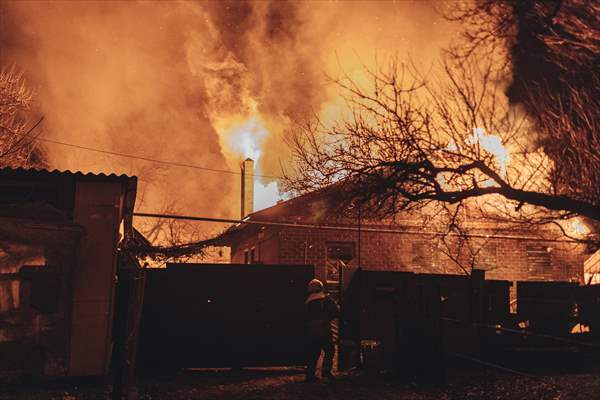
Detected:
[{"left": 69, "top": 181, "right": 123, "bottom": 376}]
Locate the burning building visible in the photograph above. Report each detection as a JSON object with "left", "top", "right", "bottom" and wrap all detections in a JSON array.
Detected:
[{"left": 214, "top": 161, "right": 586, "bottom": 288}]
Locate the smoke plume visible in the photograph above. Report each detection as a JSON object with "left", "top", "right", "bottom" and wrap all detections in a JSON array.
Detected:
[{"left": 0, "top": 0, "right": 456, "bottom": 237}]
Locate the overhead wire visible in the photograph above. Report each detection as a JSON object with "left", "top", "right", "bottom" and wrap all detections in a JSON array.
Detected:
[
  {"left": 0, "top": 116, "right": 45, "bottom": 158},
  {"left": 132, "top": 211, "right": 588, "bottom": 243},
  {"left": 37, "top": 136, "right": 283, "bottom": 180},
  {"left": 35, "top": 136, "right": 592, "bottom": 245}
]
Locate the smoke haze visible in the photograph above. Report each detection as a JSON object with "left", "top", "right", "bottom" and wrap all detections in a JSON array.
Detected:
[{"left": 0, "top": 0, "right": 457, "bottom": 235}]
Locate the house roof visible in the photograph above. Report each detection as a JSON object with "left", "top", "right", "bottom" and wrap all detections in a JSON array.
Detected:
[
  {"left": 211, "top": 186, "right": 332, "bottom": 245},
  {"left": 245, "top": 184, "right": 343, "bottom": 224},
  {"left": 212, "top": 181, "right": 579, "bottom": 247},
  {"left": 212, "top": 183, "right": 410, "bottom": 245}
]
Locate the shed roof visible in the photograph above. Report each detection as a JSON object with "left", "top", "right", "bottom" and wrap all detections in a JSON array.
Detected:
[
  {"left": 0, "top": 167, "right": 137, "bottom": 223},
  {"left": 0, "top": 166, "right": 136, "bottom": 184}
]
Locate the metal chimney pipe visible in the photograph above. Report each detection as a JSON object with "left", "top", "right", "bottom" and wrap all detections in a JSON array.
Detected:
[{"left": 241, "top": 158, "right": 254, "bottom": 219}]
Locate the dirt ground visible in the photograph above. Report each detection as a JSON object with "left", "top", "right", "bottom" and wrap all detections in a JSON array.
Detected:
[{"left": 2, "top": 367, "right": 600, "bottom": 400}]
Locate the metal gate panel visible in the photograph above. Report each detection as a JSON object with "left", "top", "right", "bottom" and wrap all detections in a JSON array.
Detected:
[{"left": 138, "top": 264, "right": 313, "bottom": 369}]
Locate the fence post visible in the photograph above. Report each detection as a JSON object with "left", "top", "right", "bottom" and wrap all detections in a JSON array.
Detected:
[
  {"left": 470, "top": 269, "right": 486, "bottom": 324},
  {"left": 471, "top": 269, "right": 489, "bottom": 398},
  {"left": 414, "top": 280, "right": 444, "bottom": 387},
  {"left": 112, "top": 269, "right": 129, "bottom": 400},
  {"left": 429, "top": 283, "right": 445, "bottom": 386},
  {"left": 112, "top": 266, "right": 146, "bottom": 400}
]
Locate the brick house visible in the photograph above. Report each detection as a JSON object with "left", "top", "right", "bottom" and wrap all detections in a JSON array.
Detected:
[{"left": 214, "top": 163, "right": 586, "bottom": 287}]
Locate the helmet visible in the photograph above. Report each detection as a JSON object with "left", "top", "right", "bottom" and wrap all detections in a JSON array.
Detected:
[{"left": 307, "top": 278, "right": 324, "bottom": 293}]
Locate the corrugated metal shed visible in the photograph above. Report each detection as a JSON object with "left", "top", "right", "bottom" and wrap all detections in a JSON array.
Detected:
[{"left": 0, "top": 167, "right": 137, "bottom": 378}]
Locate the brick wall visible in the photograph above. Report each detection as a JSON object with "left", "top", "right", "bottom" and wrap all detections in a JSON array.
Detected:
[
  {"left": 231, "top": 227, "right": 281, "bottom": 264},
  {"left": 231, "top": 226, "right": 586, "bottom": 283}
]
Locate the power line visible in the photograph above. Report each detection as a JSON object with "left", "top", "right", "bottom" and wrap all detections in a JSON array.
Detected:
[
  {"left": 37, "top": 137, "right": 282, "bottom": 180},
  {"left": 35, "top": 137, "right": 593, "bottom": 245},
  {"left": 0, "top": 116, "right": 45, "bottom": 158},
  {"left": 132, "top": 212, "right": 585, "bottom": 243}
]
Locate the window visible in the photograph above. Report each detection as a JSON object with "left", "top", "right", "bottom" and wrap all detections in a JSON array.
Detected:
[
  {"left": 0, "top": 241, "right": 47, "bottom": 313},
  {"left": 326, "top": 242, "right": 355, "bottom": 282},
  {"left": 243, "top": 247, "right": 256, "bottom": 264}
]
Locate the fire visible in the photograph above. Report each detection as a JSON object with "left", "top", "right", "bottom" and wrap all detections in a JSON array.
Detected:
[
  {"left": 469, "top": 127, "right": 510, "bottom": 177},
  {"left": 214, "top": 100, "right": 267, "bottom": 163},
  {"left": 0, "top": 1, "right": 461, "bottom": 225},
  {"left": 569, "top": 218, "right": 590, "bottom": 237},
  {"left": 227, "top": 116, "right": 265, "bottom": 162},
  {"left": 213, "top": 100, "right": 282, "bottom": 211}
]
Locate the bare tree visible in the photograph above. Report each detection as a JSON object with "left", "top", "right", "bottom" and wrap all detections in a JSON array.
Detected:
[
  {"left": 443, "top": 0, "right": 600, "bottom": 231},
  {"left": 0, "top": 67, "right": 45, "bottom": 168},
  {"left": 282, "top": 46, "right": 600, "bottom": 272},
  {"left": 285, "top": 52, "right": 598, "bottom": 218},
  {"left": 284, "top": 2, "right": 600, "bottom": 268}
]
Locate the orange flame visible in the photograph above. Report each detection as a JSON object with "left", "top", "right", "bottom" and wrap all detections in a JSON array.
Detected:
[
  {"left": 470, "top": 127, "right": 510, "bottom": 177},
  {"left": 213, "top": 100, "right": 282, "bottom": 211},
  {"left": 569, "top": 218, "right": 590, "bottom": 237}
]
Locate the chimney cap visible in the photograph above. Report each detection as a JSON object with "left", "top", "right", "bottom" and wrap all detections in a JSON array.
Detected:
[{"left": 244, "top": 157, "right": 254, "bottom": 162}]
